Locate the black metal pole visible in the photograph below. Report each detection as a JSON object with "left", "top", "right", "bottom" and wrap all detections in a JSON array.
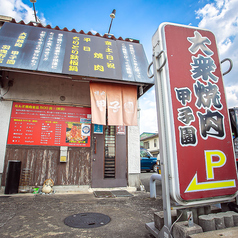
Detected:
[
  {"left": 32, "top": 3, "right": 37, "bottom": 22},
  {"left": 108, "top": 18, "right": 113, "bottom": 34}
]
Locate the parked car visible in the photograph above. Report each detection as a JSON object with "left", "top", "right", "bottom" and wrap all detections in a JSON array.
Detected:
[{"left": 140, "top": 148, "right": 160, "bottom": 173}]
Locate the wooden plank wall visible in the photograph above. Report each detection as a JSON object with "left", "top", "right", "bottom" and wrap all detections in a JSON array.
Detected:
[{"left": 2, "top": 146, "right": 91, "bottom": 186}]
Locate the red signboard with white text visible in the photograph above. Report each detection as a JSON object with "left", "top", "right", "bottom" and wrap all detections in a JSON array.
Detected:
[
  {"left": 154, "top": 23, "right": 238, "bottom": 205},
  {"left": 7, "top": 102, "right": 91, "bottom": 147}
]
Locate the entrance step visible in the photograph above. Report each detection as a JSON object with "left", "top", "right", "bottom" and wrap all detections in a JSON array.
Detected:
[{"left": 93, "top": 190, "right": 133, "bottom": 198}]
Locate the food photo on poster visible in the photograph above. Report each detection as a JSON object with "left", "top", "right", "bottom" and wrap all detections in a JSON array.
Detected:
[{"left": 65, "top": 122, "right": 90, "bottom": 144}]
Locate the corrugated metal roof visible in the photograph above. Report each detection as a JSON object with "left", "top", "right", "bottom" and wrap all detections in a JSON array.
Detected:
[
  {"left": 140, "top": 133, "right": 159, "bottom": 141},
  {"left": 7, "top": 18, "right": 140, "bottom": 44}
]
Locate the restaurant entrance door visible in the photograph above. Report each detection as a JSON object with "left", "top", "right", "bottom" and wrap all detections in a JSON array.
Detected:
[{"left": 91, "top": 125, "right": 127, "bottom": 188}]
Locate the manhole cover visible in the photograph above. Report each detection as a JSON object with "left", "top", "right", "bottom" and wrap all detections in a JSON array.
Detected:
[
  {"left": 64, "top": 212, "right": 111, "bottom": 228},
  {"left": 93, "top": 191, "right": 115, "bottom": 198},
  {"left": 111, "top": 190, "right": 133, "bottom": 197}
]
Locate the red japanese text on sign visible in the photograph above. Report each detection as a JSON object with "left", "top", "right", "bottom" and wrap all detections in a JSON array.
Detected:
[{"left": 7, "top": 103, "right": 91, "bottom": 147}]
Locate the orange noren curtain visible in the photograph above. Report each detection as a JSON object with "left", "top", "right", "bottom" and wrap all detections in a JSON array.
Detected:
[
  {"left": 122, "top": 85, "right": 137, "bottom": 126},
  {"left": 90, "top": 82, "right": 107, "bottom": 125},
  {"left": 107, "top": 84, "right": 123, "bottom": 125},
  {"left": 90, "top": 83, "right": 137, "bottom": 126}
]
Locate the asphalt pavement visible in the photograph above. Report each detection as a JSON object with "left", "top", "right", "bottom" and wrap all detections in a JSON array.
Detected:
[
  {"left": 1, "top": 173, "right": 238, "bottom": 238},
  {"left": 0, "top": 190, "right": 163, "bottom": 238}
]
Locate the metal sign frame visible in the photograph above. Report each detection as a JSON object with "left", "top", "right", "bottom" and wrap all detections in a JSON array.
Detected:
[{"left": 152, "top": 22, "right": 238, "bottom": 207}]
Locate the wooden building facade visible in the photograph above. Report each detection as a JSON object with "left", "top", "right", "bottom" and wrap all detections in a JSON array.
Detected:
[{"left": 0, "top": 17, "right": 153, "bottom": 191}]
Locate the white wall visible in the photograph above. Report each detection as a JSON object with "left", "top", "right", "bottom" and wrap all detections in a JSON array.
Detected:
[
  {"left": 0, "top": 101, "right": 12, "bottom": 173},
  {"left": 2, "top": 72, "right": 91, "bottom": 106},
  {"left": 128, "top": 125, "right": 140, "bottom": 174}
]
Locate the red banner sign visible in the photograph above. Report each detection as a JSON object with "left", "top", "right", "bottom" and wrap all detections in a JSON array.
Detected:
[
  {"left": 7, "top": 103, "right": 91, "bottom": 147},
  {"left": 156, "top": 23, "right": 238, "bottom": 203}
]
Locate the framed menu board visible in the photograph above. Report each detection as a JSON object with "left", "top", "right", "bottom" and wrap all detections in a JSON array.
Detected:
[
  {"left": 0, "top": 22, "right": 153, "bottom": 85},
  {"left": 7, "top": 102, "right": 91, "bottom": 147}
]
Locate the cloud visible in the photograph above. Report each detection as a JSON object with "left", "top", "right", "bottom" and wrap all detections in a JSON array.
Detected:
[
  {"left": 139, "top": 0, "right": 238, "bottom": 134},
  {"left": 90, "top": 29, "right": 98, "bottom": 35},
  {"left": 225, "top": 86, "right": 238, "bottom": 107},
  {"left": 195, "top": 0, "right": 238, "bottom": 107},
  {"left": 0, "top": 0, "right": 46, "bottom": 25},
  {"left": 139, "top": 87, "right": 158, "bottom": 133}
]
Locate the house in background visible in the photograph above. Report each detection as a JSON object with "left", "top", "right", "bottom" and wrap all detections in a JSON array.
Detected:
[{"left": 140, "top": 132, "right": 159, "bottom": 158}]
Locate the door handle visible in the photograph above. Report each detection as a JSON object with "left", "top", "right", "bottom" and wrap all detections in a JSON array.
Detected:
[{"left": 93, "top": 137, "right": 97, "bottom": 154}]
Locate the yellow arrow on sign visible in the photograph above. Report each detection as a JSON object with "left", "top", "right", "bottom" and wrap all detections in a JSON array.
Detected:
[{"left": 185, "top": 173, "right": 236, "bottom": 193}]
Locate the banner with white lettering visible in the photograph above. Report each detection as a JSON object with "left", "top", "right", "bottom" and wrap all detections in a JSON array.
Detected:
[
  {"left": 90, "top": 83, "right": 137, "bottom": 126},
  {"left": 107, "top": 84, "right": 123, "bottom": 125},
  {"left": 122, "top": 85, "right": 137, "bottom": 126},
  {"left": 90, "top": 82, "right": 107, "bottom": 125}
]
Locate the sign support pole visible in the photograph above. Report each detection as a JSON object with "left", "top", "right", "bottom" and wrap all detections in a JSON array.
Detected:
[{"left": 152, "top": 36, "right": 172, "bottom": 237}]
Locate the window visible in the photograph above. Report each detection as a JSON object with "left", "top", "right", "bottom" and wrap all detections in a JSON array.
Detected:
[
  {"left": 144, "top": 141, "right": 149, "bottom": 149},
  {"left": 140, "top": 150, "right": 148, "bottom": 157},
  {"left": 154, "top": 139, "right": 157, "bottom": 148},
  {"left": 140, "top": 149, "right": 152, "bottom": 158}
]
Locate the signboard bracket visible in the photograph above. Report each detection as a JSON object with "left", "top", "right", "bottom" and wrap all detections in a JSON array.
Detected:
[
  {"left": 221, "top": 58, "right": 233, "bottom": 76},
  {"left": 155, "top": 50, "right": 167, "bottom": 72},
  {"left": 147, "top": 50, "right": 167, "bottom": 79}
]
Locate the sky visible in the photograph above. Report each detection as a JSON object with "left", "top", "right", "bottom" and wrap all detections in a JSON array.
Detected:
[{"left": 0, "top": 0, "right": 238, "bottom": 134}]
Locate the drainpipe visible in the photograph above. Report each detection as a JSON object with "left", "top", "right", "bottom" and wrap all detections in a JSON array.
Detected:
[{"left": 150, "top": 173, "right": 161, "bottom": 198}]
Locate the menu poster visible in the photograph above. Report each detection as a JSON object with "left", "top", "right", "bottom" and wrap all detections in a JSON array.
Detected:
[
  {"left": 7, "top": 102, "right": 91, "bottom": 147},
  {"left": 116, "top": 125, "right": 125, "bottom": 135},
  {"left": 0, "top": 22, "right": 154, "bottom": 85}
]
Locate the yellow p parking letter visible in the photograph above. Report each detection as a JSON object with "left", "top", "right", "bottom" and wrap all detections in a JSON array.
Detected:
[{"left": 205, "top": 150, "right": 226, "bottom": 180}]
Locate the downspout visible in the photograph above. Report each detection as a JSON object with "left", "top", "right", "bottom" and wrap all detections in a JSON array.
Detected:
[{"left": 150, "top": 173, "right": 161, "bottom": 198}]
